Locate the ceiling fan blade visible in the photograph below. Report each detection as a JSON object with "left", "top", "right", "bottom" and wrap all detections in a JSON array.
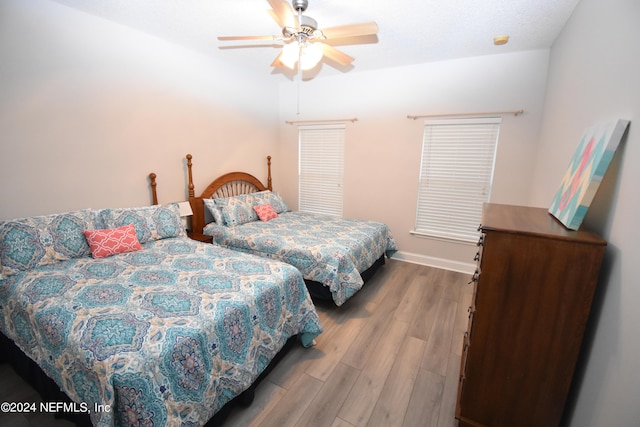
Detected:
[
  {"left": 271, "top": 52, "right": 285, "bottom": 67},
  {"left": 218, "top": 35, "right": 280, "bottom": 41},
  {"left": 321, "top": 22, "right": 379, "bottom": 40},
  {"left": 316, "top": 43, "right": 354, "bottom": 66},
  {"left": 267, "top": 0, "right": 298, "bottom": 29}
]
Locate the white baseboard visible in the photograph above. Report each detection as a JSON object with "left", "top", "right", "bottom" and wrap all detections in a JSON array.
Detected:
[{"left": 391, "top": 251, "right": 476, "bottom": 275}]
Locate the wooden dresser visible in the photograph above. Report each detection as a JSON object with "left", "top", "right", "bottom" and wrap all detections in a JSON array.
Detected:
[{"left": 456, "top": 203, "right": 606, "bottom": 427}]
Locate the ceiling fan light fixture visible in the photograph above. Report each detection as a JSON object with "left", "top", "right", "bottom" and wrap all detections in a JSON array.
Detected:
[
  {"left": 300, "top": 42, "right": 323, "bottom": 70},
  {"left": 281, "top": 40, "right": 323, "bottom": 70},
  {"left": 280, "top": 41, "right": 300, "bottom": 68}
]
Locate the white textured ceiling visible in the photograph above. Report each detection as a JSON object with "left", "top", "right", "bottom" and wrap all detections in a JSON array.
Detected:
[{"left": 52, "top": 0, "right": 580, "bottom": 79}]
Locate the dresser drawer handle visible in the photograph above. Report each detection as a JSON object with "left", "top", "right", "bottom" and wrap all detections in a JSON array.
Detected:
[{"left": 468, "top": 270, "right": 479, "bottom": 284}]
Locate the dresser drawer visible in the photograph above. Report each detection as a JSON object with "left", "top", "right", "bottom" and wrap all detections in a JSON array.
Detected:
[{"left": 455, "top": 331, "right": 471, "bottom": 419}]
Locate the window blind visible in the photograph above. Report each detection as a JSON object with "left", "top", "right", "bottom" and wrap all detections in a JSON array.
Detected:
[
  {"left": 414, "top": 117, "right": 501, "bottom": 242},
  {"left": 298, "top": 124, "right": 345, "bottom": 217}
]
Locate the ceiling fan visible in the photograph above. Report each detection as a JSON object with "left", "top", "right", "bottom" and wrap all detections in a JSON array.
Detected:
[{"left": 218, "top": 0, "right": 379, "bottom": 71}]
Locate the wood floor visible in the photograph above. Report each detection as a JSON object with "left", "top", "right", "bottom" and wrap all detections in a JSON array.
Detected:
[{"left": 0, "top": 259, "right": 470, "bottom": 427}]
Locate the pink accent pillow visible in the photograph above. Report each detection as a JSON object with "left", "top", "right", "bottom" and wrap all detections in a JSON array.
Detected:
[
  {"left": 253, "top": 204, "right": 279, "bottom": 222},
  {"left": 84, "top": 223, "right": 143, "bottom": 258}
]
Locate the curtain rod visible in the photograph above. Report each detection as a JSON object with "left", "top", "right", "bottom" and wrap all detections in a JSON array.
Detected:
[
  {"left": 407, "top": 109, "right": 524, "bottom": 120},
  {"left": 285, "top": 118, "right": 358, "bottom": 125}
]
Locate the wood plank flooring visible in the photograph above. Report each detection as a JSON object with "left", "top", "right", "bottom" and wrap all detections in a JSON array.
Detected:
[{"left": 0, "top": 259, "right": 470, "bottom": 427}]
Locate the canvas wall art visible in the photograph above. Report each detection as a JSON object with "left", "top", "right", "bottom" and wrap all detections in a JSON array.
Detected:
[{"left": 549, "top": 118, "right": 630, "bottom": 230}]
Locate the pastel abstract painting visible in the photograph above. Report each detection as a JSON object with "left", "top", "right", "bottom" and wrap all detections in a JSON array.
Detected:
[{"left": 549, "top": 119, "right": 630, "bottom": 230}]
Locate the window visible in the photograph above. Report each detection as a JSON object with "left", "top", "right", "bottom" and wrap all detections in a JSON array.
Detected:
[
  {"left": 413, "top": 117, "right": 501, "bottom": 243},
  {"left": 298, "top": 124, "right": 345, "bottom": 216}
]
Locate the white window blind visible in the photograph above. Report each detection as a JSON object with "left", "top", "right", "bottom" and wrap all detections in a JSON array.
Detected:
[
  {"left": 298, "top": 124, "right": 345, "bottom": 216},
  {"left": 414, "top": 117, "right": 501, "bottom": 243}
]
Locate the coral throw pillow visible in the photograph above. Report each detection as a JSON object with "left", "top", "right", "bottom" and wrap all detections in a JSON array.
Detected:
[
  {"left": 253, "top": 204, "right": 279, "bottom": 222},
  {"left": 84, "top": 223, "right": 143, "bottom": 258}
]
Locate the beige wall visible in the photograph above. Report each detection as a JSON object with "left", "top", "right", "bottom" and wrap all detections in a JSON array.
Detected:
[
  {"left": 529, "top": 0, "right": 640, "bottom": 424},
  {"left": 276, "top": 51, "right": 550, "bottom": 271},
  {"left": 0, "top": 0, "right": 279, "bottom": 220}
]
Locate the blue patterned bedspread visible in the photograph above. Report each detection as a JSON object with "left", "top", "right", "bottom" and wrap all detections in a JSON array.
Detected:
[
  {"left": 203, "top": 212, "right": 398, "bottom": 306},
  {"left": 0, "top": 237, "right": 322, "bottom": 427}
]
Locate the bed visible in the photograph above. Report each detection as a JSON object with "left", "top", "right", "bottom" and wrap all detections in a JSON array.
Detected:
[
  {"left": 184, "top": 153, "right": 398, "bottom": 306},
  {"left": 0, "top": 202, "right": 322, "bottom": 426}
]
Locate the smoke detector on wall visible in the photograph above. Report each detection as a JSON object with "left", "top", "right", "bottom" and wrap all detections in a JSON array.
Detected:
[{"left": 493, "top": 35, "right": 510, "bottom": 45}]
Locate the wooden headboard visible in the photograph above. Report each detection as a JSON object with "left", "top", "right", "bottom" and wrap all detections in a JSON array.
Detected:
[
  {"left": 186, "top": 153, "right": 273, "bottom": 235},
  {"left": 149, "top": 172, "right": 159, "bottom": 205}
]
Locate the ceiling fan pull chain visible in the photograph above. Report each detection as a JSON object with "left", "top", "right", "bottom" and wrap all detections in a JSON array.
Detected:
[
  {"left": 296, "top": 77, "right": 301, "bottom": 115},
  {"left": 296, "top": 5, "right": 302, "bottom": 115},
  {"left": 297, "top": 43, "right": 302, "bottom": 114}
]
